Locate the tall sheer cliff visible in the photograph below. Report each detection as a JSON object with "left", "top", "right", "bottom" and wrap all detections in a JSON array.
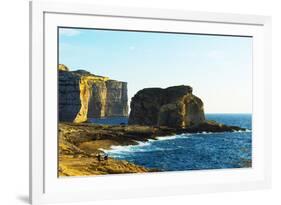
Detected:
[{"left": 58, "top": 64, "right": 128, "bottom": 123}]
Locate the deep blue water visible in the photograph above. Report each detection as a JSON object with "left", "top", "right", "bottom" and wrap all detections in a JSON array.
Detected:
[{"left": 91, "top": 114, "right": 252, "bottom": 171}]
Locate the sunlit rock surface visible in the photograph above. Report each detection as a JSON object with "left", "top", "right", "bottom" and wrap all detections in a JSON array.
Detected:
[{"left": 58, "top": 64, "right": 128, "bottom": 123}]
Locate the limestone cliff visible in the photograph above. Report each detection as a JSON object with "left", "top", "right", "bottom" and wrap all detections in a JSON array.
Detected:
[
  {"left": 128, "top": 85, "right": 205, "bottom": 128},
  {"left": 59, "top": 64, "right": 128, "bottom": 123}
]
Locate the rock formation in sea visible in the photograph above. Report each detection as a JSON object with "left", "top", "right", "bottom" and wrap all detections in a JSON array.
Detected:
[
  {"left": 59, "top": 64, "right": 128, "bottom": 123},
  {"left": 128, "top": 85, "right": 205, "bottom": 128}
]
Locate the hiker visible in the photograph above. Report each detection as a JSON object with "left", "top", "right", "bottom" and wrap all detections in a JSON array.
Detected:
[{"left": 97, "top": 153, "right": 102, "bottom": 162}]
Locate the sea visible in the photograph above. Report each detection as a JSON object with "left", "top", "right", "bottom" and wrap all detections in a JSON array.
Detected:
[{"left": 89, "top": 114, "right": 252, "bottom": 171}]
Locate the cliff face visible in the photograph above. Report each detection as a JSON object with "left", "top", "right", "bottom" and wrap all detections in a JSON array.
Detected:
[
  {"left": 59, "top": 64, "right": 128, "bottom": 123},
  {"left": 105, "top": 80, "right": 128, "bottom": 117},
  {"left": 128, "top": 85, "right": 205, "bottom": 128}
]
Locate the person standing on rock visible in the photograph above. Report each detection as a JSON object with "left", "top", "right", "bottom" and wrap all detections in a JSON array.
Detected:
[{"left": 96, "top": 153, "right": 102, "bottom": 162}]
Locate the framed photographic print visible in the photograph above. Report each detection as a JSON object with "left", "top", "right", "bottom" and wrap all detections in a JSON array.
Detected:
[{"left": 30, "top": 1, "right": 272, "bottom": 204}]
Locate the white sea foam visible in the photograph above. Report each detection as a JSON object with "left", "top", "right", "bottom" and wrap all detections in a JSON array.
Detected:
[
  {"left": 156, "top": 134, "right": 190, "bottom": 141},
  {"left": 102, "top": 128, "right": 251, "bottom": 156},
  {"left": 103, "top": 134, "right": 190, "bottom": 155},
  {"left": 156, "top": 135, "right": 178, "bottom": 140},
  {"left": 234, "top": 129, "right": 252, "bottom": 133},
  {"left": 102, "top": 140, "right": 152, "bottom": 155},
  {"left": 103, "top": 145, "right": 133, "bottom": 154},
  {"left": 134, "top": 141, "right": 151, "bottom": 146}
]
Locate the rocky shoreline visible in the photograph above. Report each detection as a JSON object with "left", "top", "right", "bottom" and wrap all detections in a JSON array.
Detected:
[{"left": 58, "top": 121, "right": 245, "bottom": 176}]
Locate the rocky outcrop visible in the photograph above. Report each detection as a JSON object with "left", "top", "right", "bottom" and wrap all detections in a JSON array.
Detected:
[
  {"left": 59, "top": 64, "right": 128, "bottom": 123},
  {"left": 128, "top": 85, "right": 205, "bottom": 128}
]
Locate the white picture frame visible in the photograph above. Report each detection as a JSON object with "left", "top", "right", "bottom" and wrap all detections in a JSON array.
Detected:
[{"left": 29, "top": 1, "right": 272, "bottom": 204}]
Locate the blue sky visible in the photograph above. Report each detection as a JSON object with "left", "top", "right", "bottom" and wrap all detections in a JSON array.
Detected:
[{"left": 59, "top": 28, "right": 252, "bottom": 113}]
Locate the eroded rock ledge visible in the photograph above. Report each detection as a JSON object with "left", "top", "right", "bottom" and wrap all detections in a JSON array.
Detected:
[{"left": 59, "top": 64, "right": 128, "bottom": 123}]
